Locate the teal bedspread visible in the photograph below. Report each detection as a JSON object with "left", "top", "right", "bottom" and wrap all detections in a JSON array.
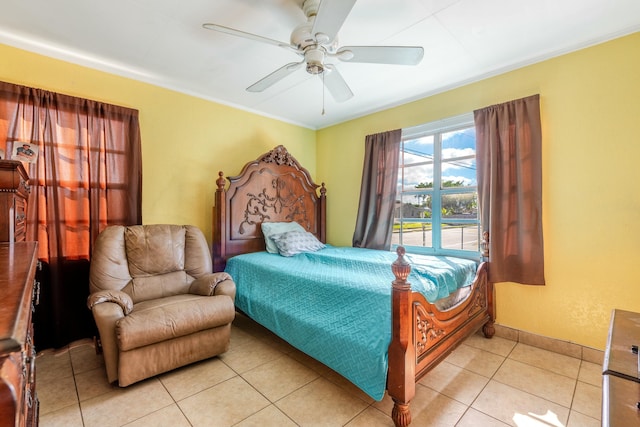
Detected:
[{"left": 224, "top": 246, "right": 477, "bottom": 400}]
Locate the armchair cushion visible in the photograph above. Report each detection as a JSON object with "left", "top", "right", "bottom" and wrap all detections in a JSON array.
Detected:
[
  {"left": 116, "top": 294, "right": 235, "bottom": 351},
  {"left": 125, "top": 225, "right": 186, "bottom": 277},
  {"left": 129, "top": 270, "right": 191, "bottom": 302}
]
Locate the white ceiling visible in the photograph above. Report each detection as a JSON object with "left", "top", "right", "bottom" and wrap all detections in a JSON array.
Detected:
[{"left": 0, "top": 0, "right": 638, "bottom": 129}]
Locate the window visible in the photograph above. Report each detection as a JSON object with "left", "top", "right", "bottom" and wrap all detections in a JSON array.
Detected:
[
  {"left": 393, "top": 113, "right": 479, "bottom": 258},
  {"left": 0, "top": 81, "right": 142, "bottom": 349}
]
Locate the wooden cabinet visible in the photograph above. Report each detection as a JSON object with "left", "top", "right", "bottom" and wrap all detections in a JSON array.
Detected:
[
  {"left": 602, "top": 309, "right": 640, "bottom": 426},
  {"left": 0, "top": 160, "right": 30, "bottom": 242},
  {"left": 0, "top": 242, "right": 39, "bottom": 427}
]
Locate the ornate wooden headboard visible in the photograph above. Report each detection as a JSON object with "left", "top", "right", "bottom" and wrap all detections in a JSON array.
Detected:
[{"left": 212, "top": 145, "right": 326, "bottom": 271}]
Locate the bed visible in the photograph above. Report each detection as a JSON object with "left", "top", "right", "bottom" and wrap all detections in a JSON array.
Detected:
[{"left": 212, "top": 145, "right": 495, "bottom": 427}]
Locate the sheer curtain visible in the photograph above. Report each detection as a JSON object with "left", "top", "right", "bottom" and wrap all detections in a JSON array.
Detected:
[
  {"left": 474, "top": 94, "right": 544, "bottom": 285},
  {"left": 0, "top": 81, "right": 142, "bottom": 348},
  {"left": 353, "top": 129, "right": 401, "bottom": 250}
]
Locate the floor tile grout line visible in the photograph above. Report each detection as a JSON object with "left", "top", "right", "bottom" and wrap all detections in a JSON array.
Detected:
[
  {"left": 220, "top": 348, "right": 305, "bottom": 426},
  {"left": 456, "top": 340, "right": 513, "bottom": 425},
  {"left": 70, "top": 365, "right": 87, "bottom": 427},
  {"left": 154, "top": 376, "right": 195, "bottom": 427}
]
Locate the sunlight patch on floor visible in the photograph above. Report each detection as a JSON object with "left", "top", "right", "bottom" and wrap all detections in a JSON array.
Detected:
[{"left": 514, "top": 409, "right": 564, "bottom": 427}]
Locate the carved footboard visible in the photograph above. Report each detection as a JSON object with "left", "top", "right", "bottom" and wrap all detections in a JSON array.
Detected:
[{"left": 387, "top": 247, "right": 495, "bottom": 427}]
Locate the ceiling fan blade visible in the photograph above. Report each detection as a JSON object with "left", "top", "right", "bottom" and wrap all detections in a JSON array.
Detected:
[
  {"left": 246, "top": 61, "right": 304, "bottom": 92},
  {"left": 337, "top": 46, "right": 424, "bottom": 65},
  {"left": 203, "top": 23, "right": 300, "bottom": 54},
  {"left": 321, "top": 65, "right": 353, "bottom": 103},
  {"left": 311, "top": 0, "right": 357, "bottom": 44}
]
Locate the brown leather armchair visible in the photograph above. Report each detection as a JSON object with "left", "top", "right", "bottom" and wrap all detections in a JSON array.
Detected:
[{"left": 87, "top": 224, "right": 235, "bottom": 386}]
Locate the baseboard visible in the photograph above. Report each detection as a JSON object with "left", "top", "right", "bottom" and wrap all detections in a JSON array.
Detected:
[{"left": 491, "top": 324, "right": 604, "bottom": 365}]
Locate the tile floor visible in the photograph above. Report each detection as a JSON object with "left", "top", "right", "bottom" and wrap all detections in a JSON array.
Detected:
[{"left": 37, "top": 313, "right": 603, "bottom": 427}]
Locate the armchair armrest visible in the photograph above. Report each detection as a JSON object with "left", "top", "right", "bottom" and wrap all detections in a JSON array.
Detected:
[
  {"left": 87, "top": 290, "right": 132, "bottom": 383},
  {"left": 190, "top": 272, "right": 236, "bottom": 300},
  {"left": 87, "top": 289, "right": 133, "bottom": 315}
]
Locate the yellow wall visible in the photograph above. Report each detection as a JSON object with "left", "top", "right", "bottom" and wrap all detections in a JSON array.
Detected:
[
  {"left": 0, "top": 43, "right": 316, "bottom": 242},
  {"left": 317, "top": 32, "right": 640, "bottom": 349},
  {"left": 2, "top": 32, "right": 639, "bottom": 350}
]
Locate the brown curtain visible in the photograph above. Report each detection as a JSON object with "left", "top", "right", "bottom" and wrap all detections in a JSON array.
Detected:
[
  {"left": 0, "top": 81, "right": 142, "bottom": 348},
  {"left": 474, "top": 94, "right": 544, "bottom": 285},
  {"left": 352, "top": 129, "right": 401, "bottom": 250}
]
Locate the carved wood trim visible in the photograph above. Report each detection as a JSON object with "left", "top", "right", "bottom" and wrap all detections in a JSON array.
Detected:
[
  {"left": 238, "top": 176, "right": 311, "bottom": 234},
  {"left": 258, "top": 145, "right": 299, "bottom": 167},
  {"left": 466, "top": 275, "right": 488, "bottom": 318},
  {"left": 415, "top": 306, "right": 446, "bottom": 357}
]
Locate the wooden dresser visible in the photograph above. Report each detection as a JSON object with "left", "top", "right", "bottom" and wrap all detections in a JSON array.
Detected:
[
  {"left": 0, "top": 160, "right": 30, "bottom": 243},
  {"left": 0, "top": 242, "right": 40, "bottom": 427},
  {"left": 602, "top": 309, "right": 640, "bottom": 426}
]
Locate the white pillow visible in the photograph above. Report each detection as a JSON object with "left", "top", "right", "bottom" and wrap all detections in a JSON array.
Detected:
[
  {"left": 261, "top": 221, "right": 306, "bottom": 253},
  {"left": 270, "top": 230, "right": 325, "bottom": 257}
]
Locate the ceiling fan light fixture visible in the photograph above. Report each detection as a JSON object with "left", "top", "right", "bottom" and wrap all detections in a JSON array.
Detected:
[
  {"left": 305, "top": 48, "right": 325, "bottom": 74},
  {"left": 307, "top": 62, "right": 324, "bottom": 74}
]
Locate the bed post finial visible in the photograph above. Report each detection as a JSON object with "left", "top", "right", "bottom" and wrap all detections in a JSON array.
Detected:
[
  {"left": 216, "top": 171, "right": 226, "bottom": 190},
  {"left": 392, "top": 246, "right": 411, "bottom": 283}
]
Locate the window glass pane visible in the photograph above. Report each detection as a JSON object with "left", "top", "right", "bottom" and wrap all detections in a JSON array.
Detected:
[
  {"left": 391, "top": 228, "right": 401, "bottom": 246},
  {"left": 402, "top": 135, "right": 434, "bottom": 165},
  {"left": 442, "top": 128, "right": 476, "bottom": 187},
  {"left": 441, "top": 193, "right": 477, "bottom": 218},
  {"left": 442, "top": 128, "right": 475, "bottom": 159},
  {"left": 395, "top": 195, "right": 431, "bottom": 219},
  {"left": 392, "top": 221, "right": 432, "bottom": 248},
  {"left": 401, "top": 163, "right": 433, "bottom": 191},
  {"left": 439, "top": 224, "right": 479, "bottom": 251},
  {"left": 442, "top": 158, "right": 477, "bottom": 187}
]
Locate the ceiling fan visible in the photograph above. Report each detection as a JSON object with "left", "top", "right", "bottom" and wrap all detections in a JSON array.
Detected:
[{"left": 203, "top": 0, "right": 424, "bottom": 103}]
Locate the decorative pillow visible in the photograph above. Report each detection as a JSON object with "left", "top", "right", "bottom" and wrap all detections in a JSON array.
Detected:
[
  {"left": 261, "top": 221, "right": 306, "bottom": 253},
  {"left": 270, "top": 230, "right": 325, "bottom": 257}
]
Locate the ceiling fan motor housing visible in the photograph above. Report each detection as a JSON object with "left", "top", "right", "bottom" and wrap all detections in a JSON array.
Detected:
[{"left": 291, "top": 21, "right": 316, "bottom": 50}]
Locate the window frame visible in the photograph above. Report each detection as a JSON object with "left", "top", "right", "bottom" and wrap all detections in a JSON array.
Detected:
[{"left": 395, "top": 113, "right": 480, "bottom": 260}]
